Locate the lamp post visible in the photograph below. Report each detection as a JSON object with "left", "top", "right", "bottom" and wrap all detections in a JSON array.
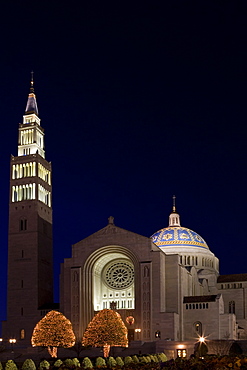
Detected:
[
  {"left": 9, "top": 338, "right": 16, "bottom": 353},
  {"left": 198, "top": 336, "right": 205, "bottom": 358},
  {"left": 135, "top": 328, "right": 141, "bottom": 340}
]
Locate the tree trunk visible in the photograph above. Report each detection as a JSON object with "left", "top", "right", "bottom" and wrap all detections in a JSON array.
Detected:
[
  {"left": 48, "top": 346, "right": 57, "bottom": 358},
  {"left": 103, "top": 344, "right": 110, "bottom": 357}
]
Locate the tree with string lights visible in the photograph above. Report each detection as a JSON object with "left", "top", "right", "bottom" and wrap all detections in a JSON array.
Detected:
[
  {"left": 31, "top": 310, "right": 75, "bottom": 357},
  {"left": 82, "top": 309, "right": 128, "bottom": 357}
]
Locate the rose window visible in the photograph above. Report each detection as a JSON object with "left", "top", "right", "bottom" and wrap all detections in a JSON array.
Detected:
[{"left": 103, "top": 261, "right": 134, "bottom": 289}]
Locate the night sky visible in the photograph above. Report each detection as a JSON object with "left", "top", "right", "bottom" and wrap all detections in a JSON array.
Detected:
[{"left": 1, "top": 1, "right": 247, "bottom": 325}]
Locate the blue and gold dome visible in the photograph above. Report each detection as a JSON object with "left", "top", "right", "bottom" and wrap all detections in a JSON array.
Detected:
[
  {"left": 151, "top": 198, "right": 209, "bottom": 252},
  {"left": 151, "top": 226, "right": 209, "bottom": 250}
]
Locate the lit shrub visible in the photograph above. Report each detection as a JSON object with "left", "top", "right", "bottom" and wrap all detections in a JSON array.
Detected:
[
  {"left": 82, "top": 357, "right": 93, "bottom": 369},
  {"left": 140, "top": 356, "right": 148, "bottom": 363},
  {"left": 22, "top": 359, "right": 36, "bottom": 370},
  {"left": 124, "top": 356, "right": 133, "bottom": 365},
  {"left": 152, "top": 355, "right": 159, "bottom": 362},
  {"left": 53, "top": 360, "right": 63, "bottom": 368},
  {"left": 115, "top": 357, "right": 124, "bottom": 367},
  {"left": 39, "top": 360, "right": 50, "bottom": 370},
  {"left": 0, "top": 362, "right": 3, "bottom": 370},
  {"left": 5, "top": 360, "right": 18, "bottom": 370},
  {"left": 157, "top": 353, "right": 167, "bottom": 362},
  {"left": 72, "top": 358, "right": 80, "bottom": 367},
  {"left": 132, "top": 356, "right": 139, "bottom": 363},
  {"left": 107, "top": 357, "right": 116, "bottom": 368},
  {"left": 95, "top": 357, "right": 106, "bottom": 367}
]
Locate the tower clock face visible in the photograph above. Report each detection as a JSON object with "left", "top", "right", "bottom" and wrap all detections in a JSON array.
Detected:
[{"left": 103, "top": 260, "right": 134, "bottom": 289}]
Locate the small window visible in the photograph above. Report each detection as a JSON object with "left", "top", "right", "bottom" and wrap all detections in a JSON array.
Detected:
[
  {"left": 177, "top": 349, "right": 187, "bottom": 358},
  {"left": 20, "top": 218, "right": 27, "bottom": 231},
  {"left": 194, "top": 321, "right": 202, "bottom": 336},
  {"left": 229, "top": 301, "right": 235, "bottom": 314},
  {"left": 20, "top": 329, "right": 25, "bottom": 340}
]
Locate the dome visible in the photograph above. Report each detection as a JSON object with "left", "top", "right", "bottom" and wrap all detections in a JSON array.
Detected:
[
  {"left": 151, "top": 197, "right": 211, "bottom": 253},
  {"left": 151, "top": 226, "right": 209, "bottom": 250}
]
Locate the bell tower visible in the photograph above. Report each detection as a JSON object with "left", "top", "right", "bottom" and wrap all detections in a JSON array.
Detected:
[{"left": 3, "top": 75, "right": 53, "bottom": 345}]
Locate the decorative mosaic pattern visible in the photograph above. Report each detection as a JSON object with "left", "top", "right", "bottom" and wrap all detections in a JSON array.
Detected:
[
  {"left": 103, "top": 260, "right": 134, "bottom": 289},
  {"left": 151, "top": 227, "right": 208, "bottom": 249}
]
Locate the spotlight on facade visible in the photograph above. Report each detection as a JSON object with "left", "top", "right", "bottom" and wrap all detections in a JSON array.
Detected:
[
  {"left": 9, "top": 338, "right": 16, "bottom": 352},
  {"left": 155, "top": 330, "right": 161, "bottom": 338}
]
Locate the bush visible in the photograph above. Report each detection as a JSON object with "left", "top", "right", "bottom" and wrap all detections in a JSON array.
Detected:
[
  {"left": 0, "top": 362, "right": 3, "bottom": 370},
  {"left": 72, "top": 359, "right": 80, "bottom": 367},
  {"left": 107, "top": 357, "right": 116, "bottom": 368},
  {"left": 39, "top": 360, "right": 50, "bottom": 370},
  {"left": 95, "top": 357, "right": 106, "bottom": 367},
  {"left": 124, "top": 357, "right": 133, "bottom": 365},
  {"left": 157, "top": 353, "right": 167, "bottom": 362},
  {"left": 82, "top": 357, "right": 93, "bottom": 369},
  {"left": 64, "top": 359, "right": 74, "bottom": 368},
  {"left": 5, "top": 361, "right": 18, "bottom": 370},
  {"left": 152, "top": 355, "right": 159, "bottom": 362},
  {"left": 140, "top": 356, "right": 148, "bottom": 364},
  {"left": 53, "top": 360, "right": 63, "bottom": 368},
  {"left": 132, "top": 356, "right": 139, "bottom": 363},
  {"left": 115, "top": 357, "right": 124, "bottom": 367},
  {"left": 22, "top": 359, "right": 36, "bottom": 370}
]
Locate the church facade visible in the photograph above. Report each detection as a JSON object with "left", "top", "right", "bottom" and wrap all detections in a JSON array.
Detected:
[
  {"left": 60, "top": 206, "right": 247, "bottom": 355},
  {"left": 3, "top": 80, "right": 247, "bottom": 357}
]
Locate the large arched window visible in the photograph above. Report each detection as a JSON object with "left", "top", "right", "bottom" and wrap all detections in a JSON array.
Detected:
[{"left": 93, "top": 255, "right": 135, "bottom": 311}]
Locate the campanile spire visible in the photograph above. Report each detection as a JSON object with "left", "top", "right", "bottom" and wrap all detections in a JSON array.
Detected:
[
  {"left": 25, "top": 71, "right": 39, "bottom": 115},
  {"left": 18, "top": 73, "right": 44, "bottom": 157}
]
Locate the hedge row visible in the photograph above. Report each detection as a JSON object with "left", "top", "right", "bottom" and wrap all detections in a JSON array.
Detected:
[{"left": 0, "top": 353, "right": 167, "bottom": 370}]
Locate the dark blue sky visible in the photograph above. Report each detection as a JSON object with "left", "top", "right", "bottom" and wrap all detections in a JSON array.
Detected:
[{"left": 1, "top": 1, "right": 247, "bottom": 324}]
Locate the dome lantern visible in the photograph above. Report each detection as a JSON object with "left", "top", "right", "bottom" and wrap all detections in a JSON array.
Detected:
[{"left": 169, "top": 195, "right": 181, "bottom": 227}]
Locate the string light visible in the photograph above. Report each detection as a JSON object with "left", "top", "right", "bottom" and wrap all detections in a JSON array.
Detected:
[
  {"left": 31, "top": 310, "right": 75, "bottom": 358},
  {"left": 82, "top": 309, "right": 128, "bottom": 357}
]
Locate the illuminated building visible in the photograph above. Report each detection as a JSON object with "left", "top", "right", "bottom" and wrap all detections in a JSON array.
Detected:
[{"left": 3, "top": 80, "right": 247, "bottom": 357}]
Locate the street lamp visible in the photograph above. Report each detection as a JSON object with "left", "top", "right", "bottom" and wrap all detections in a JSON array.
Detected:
[
  {"left": 9, "top": 338, "right": 16, "bottom": 352},
  {"left": 198, "top": 336, "right": 206, "bottom": 358},
  {"left": 134, "top": 328, "right": 141, "bottom": 340}
]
